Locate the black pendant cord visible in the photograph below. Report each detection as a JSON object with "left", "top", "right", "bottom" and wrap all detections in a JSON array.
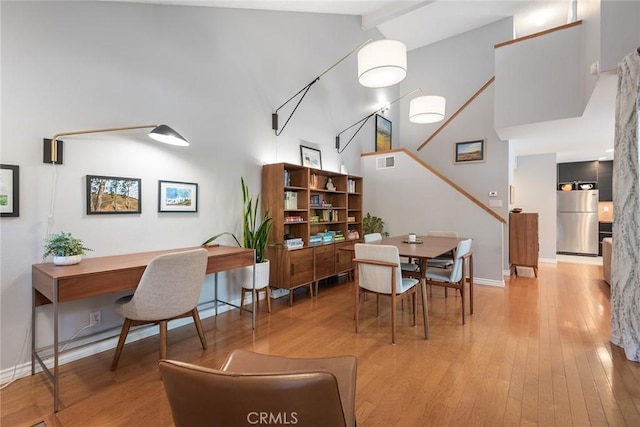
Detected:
[
  {"left": 273, "top": 77, "right": 320, "bottom": 136},
  {"left": 336, "top": 112, "right": 376, "bottom": 154}
]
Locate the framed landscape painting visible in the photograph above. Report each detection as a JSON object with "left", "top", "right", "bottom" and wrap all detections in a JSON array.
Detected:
[
  {"left": 86, "top": 175, "right": 141, "bottom": 214},
  {"left": 0, "top": 164, "right": 19, "bottom": 217},
  {"left": 375, "top": 114, "right": 392, "bottom": 152},
  {"left": 454, "top": 139, "right": 486, "bottom": 164},
  {"left": 158, "top": 180, "right": 198, "bottom": 212},
  {"left": 300, "top": 145, "right": 322, "bottom": 169}
]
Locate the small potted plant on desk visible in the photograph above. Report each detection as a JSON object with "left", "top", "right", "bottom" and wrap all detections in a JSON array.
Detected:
[
  {"left": 202, "top": 178, "right": 273, "bottom": 308},
  {"left": 43, "top": 231, "right": 93, "bottom": 265}
]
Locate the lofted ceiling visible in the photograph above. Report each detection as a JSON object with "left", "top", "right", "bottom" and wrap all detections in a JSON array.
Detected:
[{"left": 103, "top": 0, "right": 615, "bottom": 162}]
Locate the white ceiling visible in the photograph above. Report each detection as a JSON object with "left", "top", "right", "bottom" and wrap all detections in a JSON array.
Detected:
[{"left": 105, "top": 0, "right": 615, "bottom": 162}]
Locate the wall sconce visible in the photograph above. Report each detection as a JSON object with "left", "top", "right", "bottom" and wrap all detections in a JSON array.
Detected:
[
  {"left": 43, "top": 124, "right": 188, "bottom": 164},
  {"left": 272, "top": 38, "right": 407, "bottom": 136},
  {"left": 335, "top": 90, "right": 446, "bottom": 154}
]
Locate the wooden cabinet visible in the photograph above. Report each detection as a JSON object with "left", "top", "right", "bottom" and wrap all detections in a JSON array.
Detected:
[
  {"left": 262, "top": 163, "right": 363, "bottom": 304},
  {"left": 509, "top": 212, "right": 539, "bottom": 277}
]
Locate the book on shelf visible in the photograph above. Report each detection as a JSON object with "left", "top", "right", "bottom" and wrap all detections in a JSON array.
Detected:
[
  {"left": 284, "top": 237, "right": 304, "bottom": 250},
  {"left": 284, "top": 191, "right": 298, "bottom": 210},
  {"left": 284, "top": 170, "right": 291, "bottom": 187},
  {"left": 347, "top": 179, "right": 357, "bottom": 193},
  {"left": 285, "top": 216, "right": 304, "bottom": 223},
  {"left": 347, "top": 216, "right": 356, "bottom": 223}
]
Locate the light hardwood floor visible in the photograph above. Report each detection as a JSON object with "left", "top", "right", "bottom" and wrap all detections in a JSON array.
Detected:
[{"left": 2, "top": 262, "right": 639, "bottom": 426}]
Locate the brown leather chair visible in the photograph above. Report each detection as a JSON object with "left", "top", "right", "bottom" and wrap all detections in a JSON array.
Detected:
[{"left": 159, "top": 350, "right": 357, "bottom": 427}]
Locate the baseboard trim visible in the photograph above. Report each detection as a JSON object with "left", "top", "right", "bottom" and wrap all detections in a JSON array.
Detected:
[
  {"left": 539, "top": 257, "right": 557, "bottom": 264},
  {"left": 473, "top": 277, "right": 505, "bottom": 287}
]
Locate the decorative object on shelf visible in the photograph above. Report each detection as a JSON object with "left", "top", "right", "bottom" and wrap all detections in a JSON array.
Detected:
[
  {"left": 326, "top": 178, "right": 336, "bottom": 191},
  {"left": 43, "top": 124, "right": 188, "bottom": 165},
  {"left": 580, "top": 183, "right": 594, "bottom": 190},
  {"left": 454, "top": 139, "right": 486, "bottom": 164},
  {"left": 0, "top": 164, "right": 19, "bottom": 218},
  {"left": 43, "top": 231, "right": 92, "bottom": 265},
  {"left": 272, "top": 38, "right": 407, "bottom": 136},
  {"left": 375, "top": 114, "right": 392, "bottom": 152},
  {"left": 510, "top": 208, "right": 523, "bottom": 213},
  {"left": 561, "top": 183, "right": 573, "bottom": 191},
  {"left": 363, "top": 213, "right": 389, "bottom": 237},
  {"left": 202, "top": 177, "right": 273, "bottom": 264},
  {"left": 86, "top": 175, "right": 142, "bottom": 214},
  {"left": 158, "top": 180, "right": 198, "bottom": 213},
  {"left": 300, "top": 145, "right": 322, "bottom": 169},
  {"left": 336, "top": 88, "right": 445, "bottom": 154}
]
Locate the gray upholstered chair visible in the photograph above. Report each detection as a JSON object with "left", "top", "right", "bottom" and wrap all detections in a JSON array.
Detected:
[
  {"left": 159, "top": 349, "right": 357, "bottom": 427},
  {"left": 354, "top": 243, "right": 420, "bottom": 344},
  {"left": 111, "top": 248, "right": 208, "bottom": 370},
  {"left": 424, "top": 239, "right": 473, "bottom": 324}
]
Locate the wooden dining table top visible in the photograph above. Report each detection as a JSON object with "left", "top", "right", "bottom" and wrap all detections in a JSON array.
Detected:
[{"left": 341, "top": 235, "right": 464, "bottom": 259}]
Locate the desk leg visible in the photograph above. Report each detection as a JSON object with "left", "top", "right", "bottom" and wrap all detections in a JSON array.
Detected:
[
  {"left": 214, "top": 273, "right": 219, "bottom": 317},
  {"left": 53, "top": 279, "right": 59, "bottom": 413},
  {"left": 31, "top": 289, "right": 36, "bottom": 375}
]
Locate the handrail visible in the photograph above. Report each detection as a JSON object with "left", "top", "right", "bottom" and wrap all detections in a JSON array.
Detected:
[
  {"left": 417, "top": 77, "right": 495, "bottom": 151},
  {"left": 494, "top": 20, "right": 582, "bottom": 49},
  {"left": 362, "top": 148, "right": 507, "bottom": 224}
]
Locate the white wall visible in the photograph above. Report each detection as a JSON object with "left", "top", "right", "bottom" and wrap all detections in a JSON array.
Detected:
[
  {"left": 513, "top": 153, "right": 558, "bottom": 262},
  {"left": 0, "top": 1, "right": 391, "bottom": 372}
]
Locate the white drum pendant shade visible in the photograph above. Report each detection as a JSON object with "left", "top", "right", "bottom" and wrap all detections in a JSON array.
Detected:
[
  {"left": 409, "top": 95, "right": 446, "bottom": 123},
  {"left": 358, "top": 40, "right": 407, "bottom": 88}
]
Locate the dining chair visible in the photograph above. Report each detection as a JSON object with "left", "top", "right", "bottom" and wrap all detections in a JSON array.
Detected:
[
  {"left": 424, "top": 239, "right": 473, "bottom": 324},
  {"left": 425, "top": 230, "right": 459, "bottom": 269},
  {"left": 159, "top": 349, "right": 357, "bottom": 427},
  {"left": 110, "top": 248, "right": 208, "bottom": 370},
  {"left": 363, "top": 232, "right": 420, "bottom": 275},
  {"left": 354, "top": 243, "right": 420, "bottom": 344}
]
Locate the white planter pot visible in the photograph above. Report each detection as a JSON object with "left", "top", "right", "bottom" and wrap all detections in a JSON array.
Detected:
[
  {"left": 53, "top": 255, "right": 82, "bottom": 266},
  {"left": 241, "top": 259, "right": 270, "bottom": 289}
]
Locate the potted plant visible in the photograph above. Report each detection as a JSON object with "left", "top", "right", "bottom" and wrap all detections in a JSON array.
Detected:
[
  {"left": 363, "top": 213, "right": 389, "bottom": 237},
  {"left": 202, "top": 178, "right": 273, "bottom": 296},
  {"left": 43, "top": 231, "right": 92, "bottom": 265}
]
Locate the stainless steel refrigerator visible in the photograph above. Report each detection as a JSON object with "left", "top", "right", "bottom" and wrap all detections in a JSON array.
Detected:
[{"left": 557, "top": 189, "right": 599, "bottom": 255}]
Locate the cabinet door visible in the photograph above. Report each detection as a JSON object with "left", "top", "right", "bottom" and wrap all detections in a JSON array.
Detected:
[
  {"left": 598, "top": 160, "right": 613, "bottom": 201},
  {"left": 289, "top": 248, "right": 314, "bottom": 287},
  {"left": 558, "top": 161, "right": 598, "bottom": 183},
  {"left": 314, "top": 245, "right": 335, "bottom": 279},
  {"left": 335, "top": 242, "right": 354, "bottom": 273}
]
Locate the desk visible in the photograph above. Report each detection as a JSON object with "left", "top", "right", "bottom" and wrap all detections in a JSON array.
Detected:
[
  {"left": 32, "top": 245, "right": 254, "bottom": 412},
  {"left": 342, "top": 235, "right": 466, "bottom": 339}
]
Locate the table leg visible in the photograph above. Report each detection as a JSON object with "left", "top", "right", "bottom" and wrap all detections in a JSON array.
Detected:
[
  {"left": 53, "top": 279, "right": 59, "bottom": 413},
  {"left": 469, "top": 254, "right": 474, "bottom": 315},
  {"left": 420, "top": 259, "right": 429, "bottom": 340},
  {"left": 214, "top": 273, "right": 219, "bottom": 317}
]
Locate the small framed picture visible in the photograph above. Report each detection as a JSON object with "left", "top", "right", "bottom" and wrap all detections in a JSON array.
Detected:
[
  {"left": 158, "top": 180, "right": 198, "bottom": 213},
  {"left": 300, "top": 145, "right": 322, "bottom": 169},
  {"left": 454, "top": 139, "right": 486, "bottom": 164},
  {"left": 86, "top": 175, "right": 141, "bottom": 214},
  {"left": 0, "top": 164, "right": 19, "bottom": 218},
  {"left": 375, "top": 114, "right": 392, "bottom": 152}
]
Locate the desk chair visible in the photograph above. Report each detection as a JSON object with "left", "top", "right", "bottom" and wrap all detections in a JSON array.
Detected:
[
  {"left": 111, "top": 248, "right": 208, "bottom": 370},
  {"left": 424, "top": 239, "right": 473, "bottom": 324},
  {"left": 159, "top": 350, "right": 357, "bottom": 427},
  {"left": 354, "top": 243, "right": 420, "bottom": 344}
]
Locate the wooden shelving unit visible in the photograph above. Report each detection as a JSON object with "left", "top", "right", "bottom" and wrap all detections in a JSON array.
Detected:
[{"left": 262, "top": 163, "right": 363, "bottom": 304}]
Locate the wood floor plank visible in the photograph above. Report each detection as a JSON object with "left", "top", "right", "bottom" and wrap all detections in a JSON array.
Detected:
[{"left": 2, "top": 263, "right": 639, "bottom": 427}]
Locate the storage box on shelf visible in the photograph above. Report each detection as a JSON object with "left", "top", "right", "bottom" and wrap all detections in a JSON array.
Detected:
[{"left": 262, "top": 163, "right": 363, "bottom": 305}]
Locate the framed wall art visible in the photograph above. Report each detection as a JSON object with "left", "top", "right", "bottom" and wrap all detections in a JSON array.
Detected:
[
  {"left": 158, "top": 180, "right": 198, "bottom": 213},
  {"left": 454, "top": 139, "right": 486, "bottom": 164},
  {"left": 375, "top": 114, "right": 392, "bottom": 152},
  {"left": 300, "top": 145, "right": 322, "bottom": 169},
  {"left": 0, "top": 164, "right": 19, "bottom": 217},
  {"left": 86, "top": 175, "right": 141, "bottom": 214}
]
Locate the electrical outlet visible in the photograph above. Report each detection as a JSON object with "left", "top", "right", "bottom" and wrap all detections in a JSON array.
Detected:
[{"left": 89, "top": 311, "right": 101, "bottom": 326}]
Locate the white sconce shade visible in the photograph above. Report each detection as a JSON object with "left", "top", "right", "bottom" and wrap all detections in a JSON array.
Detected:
[
  {"left": 358, "top": 40, "right": 407, "bottom": 88},
  {"left": 409, "top": 95, "right": 446, "bottom": 123}
]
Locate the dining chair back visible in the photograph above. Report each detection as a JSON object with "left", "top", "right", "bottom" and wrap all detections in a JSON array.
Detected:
[
  {"left": 111, "top": 248, "right": 208, "bottom": 370},
  {"left": 363, "top": 232, "right": 382, "bottom": 243}
]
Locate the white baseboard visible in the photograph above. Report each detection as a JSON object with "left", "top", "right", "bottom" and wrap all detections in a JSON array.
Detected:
[
  {"left": 473, "top": 277, "right": 505, "bottom": 287},
  {"left": 539, "top": 257, "right": 557, "bottom": 264}
]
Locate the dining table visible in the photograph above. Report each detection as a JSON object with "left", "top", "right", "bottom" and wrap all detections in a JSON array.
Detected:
[{"left": 342, "top": 234, "right": 468, "bottom": 339}]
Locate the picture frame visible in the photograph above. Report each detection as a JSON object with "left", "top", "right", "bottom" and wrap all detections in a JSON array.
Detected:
[
  {"left": 454, "top": 139, "right": 486, "bottom": 164},
  {"left": 158, "top": 180, "right": 198, "bottom": 213},
  {"left": 375, "top": 114, "right": 392, "bottom": 152},
  {"left": 0, "top": 164, "right": 19, "bottom": 217},
  {"left": 300, "top": 145, "right": 322, "bottom": 169},
  {"left": 86, "top": 175, "right": 141, "bottom": 214}
]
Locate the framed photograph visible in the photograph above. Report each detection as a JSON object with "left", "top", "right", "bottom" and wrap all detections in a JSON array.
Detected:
[
  {"left": 300, "top": 145, "right": 322, "bottom": 169},
  {"left": 0, "top": 164, "right": 19, "bottom": 218},
  {"left": 375, "top": 114, "right": 392, "bottom": 152},
  {"left": 86, "top": 175, "right": 141, "bottom": 214},
  {"left": 454, "top": 139, "right": 486, "bottom": 164},
  {"left": 158, "top": 180, "right": 198, "bottom": 213}
]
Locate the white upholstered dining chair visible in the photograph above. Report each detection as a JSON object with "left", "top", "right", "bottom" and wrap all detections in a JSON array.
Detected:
[
  {"left": 425, "top": 230, "right": 459, "bottom": 269},
  {"left": 424, "top": 239, "right": 473, "bottom": 325},
  {"left": 111, "top": 248, "right": 209, "bottom": 370},
  {"left": 354, "top": 243, "right": 421, "bottom": 344}
]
